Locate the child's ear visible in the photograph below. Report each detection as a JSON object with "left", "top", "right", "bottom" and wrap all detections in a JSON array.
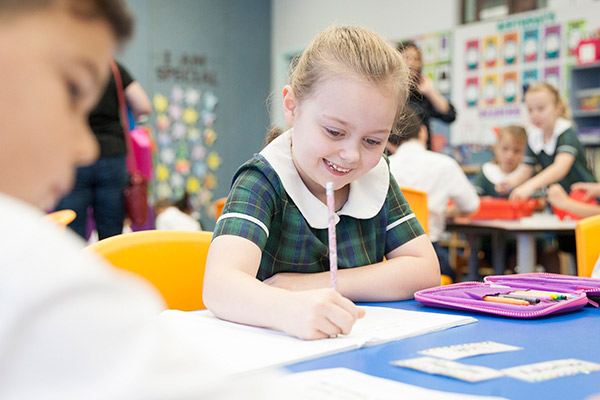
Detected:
[{"left": 282, "top": 85, "right": 297, "bottom": 126}]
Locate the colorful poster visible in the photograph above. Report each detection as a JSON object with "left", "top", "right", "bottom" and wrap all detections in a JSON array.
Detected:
[
  {"left": 465, "top": 77, "right": 479, "bottom": 107},
  {"left": 482, "top": 74, "right": 498, "bottom": 106},
  {"left": 522, "top": 69, "right": 538, "bottom": 92},
  {"left": 421, "top": 34, "right": 438, "bottom": 65},
  {"left": 544, "top": 66, "right": 561, "bottom": 90},
  {"left": 466, "top": 40, "right": 479, "bottom": 70},
  {"left": 483, "top": 36, "right": 498, "bottom": 68},
  {"left": 437, "top": 63, "right": 451, "bottom": 94},
  {"left": 502, "top": 32, "right": 518, "bottom": 65},
  {"left": 502, "top": 72, "right": 518, "bottom": 104},
  {"left": 544, "top": 25, "right": 561, "bottom": 59},
  {"left": 523, "top": 29, "right": 539, "bottom": 62},
  {"left": 567, "top": 20, "right": 586, "bottom": 56},
  {"left": 439, "top": 33, "right": 451, "bottom": 62}
]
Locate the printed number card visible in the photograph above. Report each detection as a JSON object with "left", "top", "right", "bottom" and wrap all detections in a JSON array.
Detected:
[
  {"left": 418, "top": 341, "right": 522, "bottom": 360},
  {"left": 391, "top": 357, "right": 504, "bottom": 382},
  {"left": 502, "top": 359, "right": 600, "bottom": 382}
]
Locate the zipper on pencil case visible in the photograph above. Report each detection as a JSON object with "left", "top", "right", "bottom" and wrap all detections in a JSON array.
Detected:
[{"left": 484, "top": 273, "right": 600, "bottom": 300}]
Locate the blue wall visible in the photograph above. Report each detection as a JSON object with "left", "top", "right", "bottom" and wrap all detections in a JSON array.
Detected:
[{"left": 120, "top": 0, "right": 271, "bottom": 228}]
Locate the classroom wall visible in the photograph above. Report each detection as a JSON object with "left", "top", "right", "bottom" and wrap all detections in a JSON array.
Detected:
[
  {"left": 120, "top": 0, "right": 271, "bottom": 228},
  {"left": 270, "top": 0, "right": 460, "bottom": 127}
]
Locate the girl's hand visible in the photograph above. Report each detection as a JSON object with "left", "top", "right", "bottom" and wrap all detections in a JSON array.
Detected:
[
  {"left": 509, "top": 184, "right": 535, "bottom": 201},
  {"left": 495, "top": 182, "right": 511, "bottom": 195},
  {"left": 418, "top": 75, "right": 435, "bottom": 96},
  {"left": 547, "top": 184, "right": 569, "bottom": 208},
  {"left": 279, "top": 288, "right": 365, "bottom": 340},
  {"left": 571, "top": 182, "right": 600, "bottom": 201}
]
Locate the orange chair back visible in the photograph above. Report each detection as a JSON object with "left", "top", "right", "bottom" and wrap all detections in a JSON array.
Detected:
[
  {"left": 213, "top": 197, "right": 227, "bottom": 220},
  {"left": 45, "top": 209, "right": 76, "bottom": 227},
  {"left": 575, "top": 214, "right": 600, "bottom": 277},
  {"left": 86, "top": 230, "right": 212, "bottom": 310},
  {"left": 399, "top": 187, "right": 428, "bottom": 234}
]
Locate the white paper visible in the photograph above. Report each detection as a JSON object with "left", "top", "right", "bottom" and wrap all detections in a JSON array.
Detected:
[
  {"left": 159, "top": 306, "right": 476, "bottom": 375},
  {"left": 272, "top": 368, "right": 509, "bottom": 400}
]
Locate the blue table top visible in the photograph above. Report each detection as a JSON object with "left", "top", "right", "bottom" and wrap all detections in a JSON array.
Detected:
[{"left": 286, "top": 300, "right": 600, "bottom": 400}]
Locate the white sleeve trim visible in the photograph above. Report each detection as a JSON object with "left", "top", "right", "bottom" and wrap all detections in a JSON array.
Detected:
[
  {"left": 386, "top": 213, "right": 416, "bottom": 232},
  {"left": 216, "top": 212, "right": 270, "bottom": 238}
]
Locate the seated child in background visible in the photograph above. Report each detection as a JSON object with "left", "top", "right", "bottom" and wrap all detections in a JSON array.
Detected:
[
  {"left": 154, "top": 192, "right": 202, "bottom": 231},
  {"left": 474, "top": 125, "right": 528, "bottom": 198},
  {"left": 389, "top": 111, "right": 480, "bottom": 282},
  {"left": 500, "top": 83, "right": 595, "bottom": 199},
  {"left": 203, "top": 26, "right": 440, "bottom": 341}
]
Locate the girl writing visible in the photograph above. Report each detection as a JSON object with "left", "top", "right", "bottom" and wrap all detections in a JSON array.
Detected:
[
  {"left": 500, "top": 83, "right": 595, "bottom": 200},
  {"left": 203, "top": 26, "right": 440, "bottom": 340}
]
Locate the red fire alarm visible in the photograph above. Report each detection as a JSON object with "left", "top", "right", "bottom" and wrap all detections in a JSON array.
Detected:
[{"left": 577, "top": 38, "right": 600, "bottom": 65}]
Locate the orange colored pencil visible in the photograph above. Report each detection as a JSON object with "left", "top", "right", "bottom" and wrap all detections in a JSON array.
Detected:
[{"left": 483, "top": 295, "right": 529, "bottom": 306}]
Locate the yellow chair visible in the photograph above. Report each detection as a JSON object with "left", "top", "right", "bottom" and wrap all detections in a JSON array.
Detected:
[
  {"left": 575, "top": 214, "right": 600, "bottom": 277},
  {"left": 213, "top": 197, "right": 227, "bottom": 220},
  {"left": 399, "top": 187, "right": 428, "bottom": 234},
  {"left": 400, "top": 187, "right": 454, "bottom": 285},
  {"left": 45, "top": 209, "right": 76, "bottom": 227},
  {"left": 85, "top": 230, "right": 212, "bottom": 311}
]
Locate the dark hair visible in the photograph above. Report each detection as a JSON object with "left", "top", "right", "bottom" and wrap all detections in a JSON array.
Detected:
[
  {"left": 396, "top": 40, "right": 419, "bottom": 53},
  {"left": 0, "top": 0, "right": 134, "bottom": 42},
  {"left": 393, "top": 109, "right": 424, "bottom": 146}
]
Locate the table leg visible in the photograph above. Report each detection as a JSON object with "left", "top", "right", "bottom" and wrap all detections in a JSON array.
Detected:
[
  {"left": 515, "top": 233, "right": 536, "bottom": 273},
  {"left": 464, "top": 233, "right": 481, "bottom": 281},
  {"left": 491, "top": 231, "right": 506, "bottom": 275}
]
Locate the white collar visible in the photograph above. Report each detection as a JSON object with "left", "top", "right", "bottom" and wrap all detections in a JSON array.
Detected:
[
  {"left": 260, "top": 129, "right": 389, "bottom": 229},
  {"left": 527, "top": 118, "right": 572, "bottom": 155},
  {"left": 482, "top": 162, "right": 520, "bottom": 185}
]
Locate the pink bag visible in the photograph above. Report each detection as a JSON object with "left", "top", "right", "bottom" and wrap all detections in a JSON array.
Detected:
[{"left": 126, "top": 127, "right": 153, "bottom": 181}]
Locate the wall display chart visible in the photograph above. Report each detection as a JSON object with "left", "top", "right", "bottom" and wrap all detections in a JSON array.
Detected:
[
  {"left": 451, "top": 4, "right": 600, "bottom": 148},
  {"left": 151, "top": 51, "right": 222, "bottom": 219}
]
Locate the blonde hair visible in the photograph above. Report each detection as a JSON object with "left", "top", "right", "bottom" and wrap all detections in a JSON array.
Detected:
[
  {"left": 525, "top": 82, "right": 569, "bottom": 120},
  {"left": 497, "top": 125, "right": 527, "bottom": 145},
  {"left": 266, "top": 26, "right": 410, "bottom": 144}
]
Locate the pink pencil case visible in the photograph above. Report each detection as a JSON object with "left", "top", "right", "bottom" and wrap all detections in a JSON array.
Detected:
[{"left": 415, "top": 273, "right": 600, "bottom": 318}]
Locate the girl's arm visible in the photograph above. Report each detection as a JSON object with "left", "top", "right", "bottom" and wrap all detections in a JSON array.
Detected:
[
  {"left": 496, "top": 164, "right": 534, "bottom": 195},
  {"left": 203, "top": 234, "right": 364, "bottom": 340},
  {"left": 547, "top": 183, "right": 600, "bottom": 218},
  {"left": 510, "top": 153, "right": 574, "bottom": 200},
  {"left": 264, "top": 235, "right": 440, "bottom": 302},
  {"left": 571, "top": 182, "right": 600, "bottom": 201}
]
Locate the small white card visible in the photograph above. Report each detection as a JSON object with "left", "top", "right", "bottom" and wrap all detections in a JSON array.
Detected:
[
  {"left": 418, "top": 341, "right": 523, "bottom": 360},
  {"left": 391, "top": 356, "right": 504, "bottom": 382},
  {"left": 502, "top": 359, "right": 600, "bottom": 382}
]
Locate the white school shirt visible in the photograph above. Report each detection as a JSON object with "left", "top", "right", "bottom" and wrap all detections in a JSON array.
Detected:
[
  {"left": 155, "top": 206, "right": 202, "bottom": 231},
  {"left": 0, "top": 193, "right": 275, "bottom": 400},
  {"left": 389, "top": 141, "right": 480, "bottom": 242}
]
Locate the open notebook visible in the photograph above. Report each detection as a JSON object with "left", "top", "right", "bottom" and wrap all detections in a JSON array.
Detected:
[{"left": 159, "top": 306, "right": 476, "bottom": 375}]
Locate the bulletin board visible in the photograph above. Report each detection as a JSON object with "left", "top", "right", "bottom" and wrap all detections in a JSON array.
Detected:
[{"left": 451, "top": 3, "right": 600, "bottom": 148}]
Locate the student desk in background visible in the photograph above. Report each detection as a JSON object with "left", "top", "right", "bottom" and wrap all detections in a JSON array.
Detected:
[
  {"left": 287, "top": 300, "right": 600, "bottom": 400},
  {"left": 446, "top": 216, "right": 577, "bottom": 280}
]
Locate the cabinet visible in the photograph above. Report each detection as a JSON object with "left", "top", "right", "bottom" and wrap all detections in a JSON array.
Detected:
[{"left": 570, "top": 62, "right": 600, "bottom": 145}]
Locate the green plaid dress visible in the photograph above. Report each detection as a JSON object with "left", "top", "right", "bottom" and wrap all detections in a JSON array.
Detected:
[
  {"left": 214, "top": 154, "right": 424, "bottom": 281},
  {"left": 523, "top": 124, "right": 595, "bottom": 191}
]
